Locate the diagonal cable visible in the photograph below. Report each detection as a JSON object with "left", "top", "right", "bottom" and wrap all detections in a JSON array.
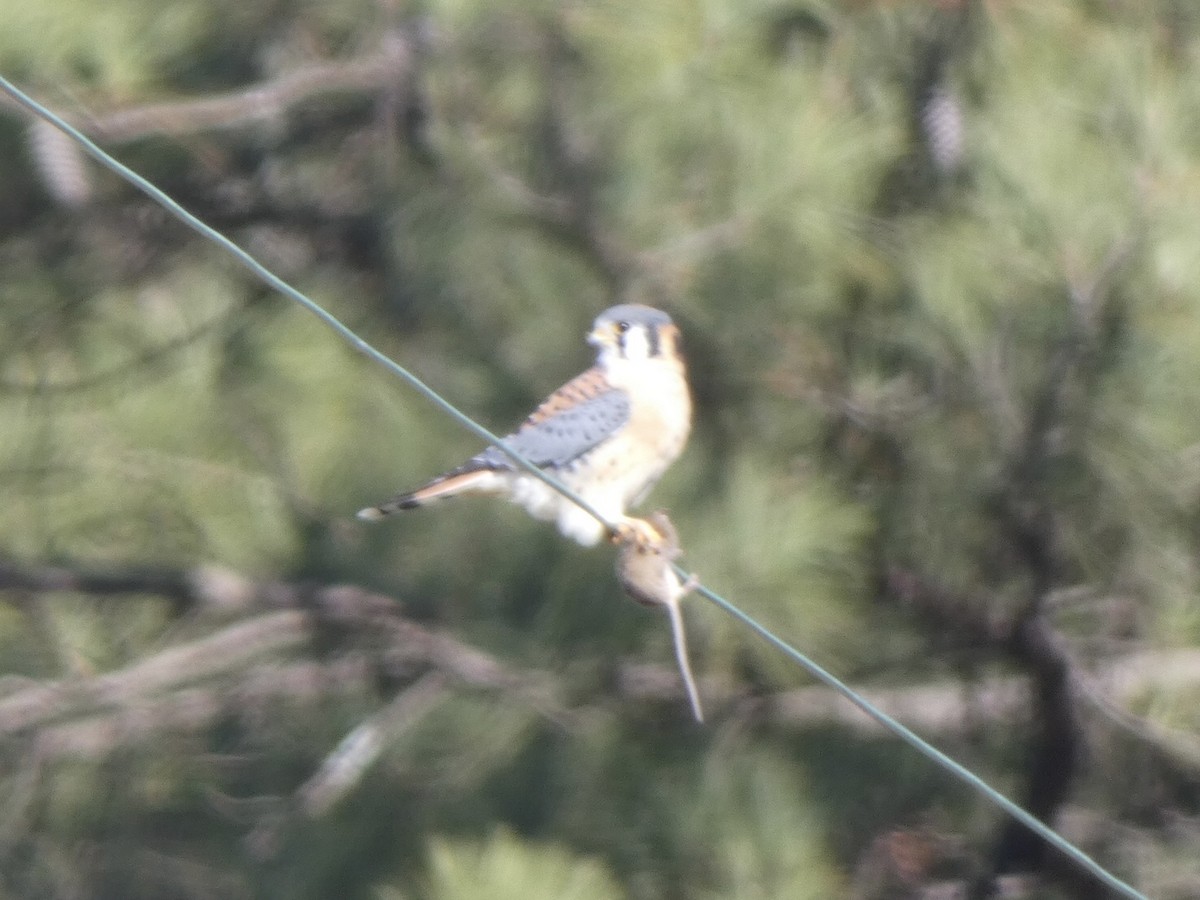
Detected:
[{"left": 0, "top": 76, "right": 1146, "bottom": 900}]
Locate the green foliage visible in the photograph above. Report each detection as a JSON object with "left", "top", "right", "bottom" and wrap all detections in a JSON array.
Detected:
[
  {"left": 380, "top": 827, "right": 625, "bottom": 900},
  {"left": 686, "top": 455, "right": 873, "bottom": 678},
  {"left": 688, "top": 747, "right": 845, "bottom": 899},
  {"left": 0, "top": 0, "right": 206, "bottom": 89},
  {"left": 4, "top": 0, "right": 1200, "bottom": 897}
]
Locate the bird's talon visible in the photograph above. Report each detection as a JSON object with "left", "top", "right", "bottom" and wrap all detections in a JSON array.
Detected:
[{"left": 611, "top": 516, "right": 665, "bottom": 551}]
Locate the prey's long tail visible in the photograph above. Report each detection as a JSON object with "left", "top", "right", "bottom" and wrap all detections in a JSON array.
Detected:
[{"left": 665, "top": 592, "right": 704, "bottom": 723}]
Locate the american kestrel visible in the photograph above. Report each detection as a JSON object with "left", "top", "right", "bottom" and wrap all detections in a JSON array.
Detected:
[
  {"left": 615, "top": 510, "right": 704, "bottom": 722},
  {"left": 357, "top": 304, "right": 691, "bottom": 547}
]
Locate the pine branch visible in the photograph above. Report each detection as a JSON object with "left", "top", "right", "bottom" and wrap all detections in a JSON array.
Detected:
[
  {"left": 1, "top": 36, "right": 414, "bottom": 144},
  {"left": 0, "top": 558, "right": 571, "bottom": 744},
  {"left": 5, "top": 557, "right": 1199, "bottom": 754}
]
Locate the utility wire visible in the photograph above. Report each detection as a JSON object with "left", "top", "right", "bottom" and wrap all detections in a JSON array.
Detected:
[{"left": 0, "top": 76, "right": 1146, "bottom": 900}]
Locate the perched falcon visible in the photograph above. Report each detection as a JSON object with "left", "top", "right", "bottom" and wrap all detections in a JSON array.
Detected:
[{"left": 357, "top": 304, "right": 691, "bottom": 546}]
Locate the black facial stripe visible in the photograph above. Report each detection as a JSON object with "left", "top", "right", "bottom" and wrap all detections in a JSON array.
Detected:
[
  {"left": 616, "top": 326, "right": 627, "bottom": 357},
  {"left": 646, "top": 324, "right": 661, "bottom": 357}
]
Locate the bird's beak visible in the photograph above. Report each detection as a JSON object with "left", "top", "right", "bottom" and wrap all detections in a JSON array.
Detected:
[{"left": 587, "top": 327, "right": 605, "bottom": 348}]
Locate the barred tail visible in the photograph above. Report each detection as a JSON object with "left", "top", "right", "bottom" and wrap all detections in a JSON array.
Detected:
[
  {"left": 356, "top": 494, "right": 422, "bottom": 521},
  {"left": 356, "top": 469, "right": 500, "bottom": 521}
]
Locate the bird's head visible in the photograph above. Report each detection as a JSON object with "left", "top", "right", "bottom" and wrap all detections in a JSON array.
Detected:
[{"left": 588, "top": 304, "right": 681, "bottom": 365}]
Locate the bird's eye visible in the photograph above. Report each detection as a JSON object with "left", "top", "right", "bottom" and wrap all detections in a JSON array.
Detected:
[{"left": 615, "top": 321, "right": 631, "bottom": 334}]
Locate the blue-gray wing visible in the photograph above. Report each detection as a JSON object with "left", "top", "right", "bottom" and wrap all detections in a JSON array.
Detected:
[{"left": 472, "top": 368, "right": 630, "bottom": 471}]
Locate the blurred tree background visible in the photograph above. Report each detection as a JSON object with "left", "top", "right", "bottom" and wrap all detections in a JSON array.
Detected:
[{"left": 2, "top": 0, "right": 1200, "bottom": 896}]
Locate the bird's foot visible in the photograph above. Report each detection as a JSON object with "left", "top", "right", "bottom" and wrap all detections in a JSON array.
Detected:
[{"left": 608, "top": 515, "right": 664, "bottom": 550}]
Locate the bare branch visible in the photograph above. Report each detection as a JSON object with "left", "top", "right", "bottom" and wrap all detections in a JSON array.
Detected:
[
  {"left": 2, "top": 36, "right": 413, "bottom": 145},
  {"left": 0, "top": 611, "right": 309, "bottom": 736},
  {"left": 7, "top": 555, "right": 1200, "bottom": 748},
  {"left": 0, "top": 559, "right": 572, "bottom": 751},
  {"left": 298, "top": 674, "right": 447, "bottom": 818}
]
